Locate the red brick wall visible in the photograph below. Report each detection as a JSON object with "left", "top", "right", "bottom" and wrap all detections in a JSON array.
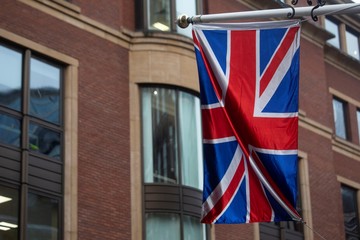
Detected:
[
  {"left": 0, "top": 1, "right": 131, "bottom": 239},
  {"left": 72, "top": 0, "right": 136, "bottom": 31}
]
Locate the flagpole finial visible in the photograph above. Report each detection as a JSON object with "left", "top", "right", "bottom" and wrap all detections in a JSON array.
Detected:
[{"left": 177, "top": 14, "right": 190, "bottom": 29}]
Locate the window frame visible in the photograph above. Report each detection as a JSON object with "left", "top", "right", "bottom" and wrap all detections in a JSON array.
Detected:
[
  {"left": 0, "top": 41, "right": 65, "bottom": 239},
  {"left": 332, "top": 97, "right": 350, "bottom": 140},
  {"left": 0, "top": 29, "right": 78, "bottom": 240},
  {"left": 140, "top": 84, "right": 208, "bottom": 240},
  {"left": 357, "top": 109, "right": 360, "bottom": 144},
  {"left": 341, "top": 184, "right": 360, "bottom": 240},
  {"left": 138, "top": 0, "right": 202, "bottom": 37},
  {"left": 324, "top": 16, "right": 360, "bottom": 61},
  {"left": 324, "top": 17, "right": 341, "bottom": 49},
  {"left": 338, "top": 176, "right": 360, "bottom": 240},
  {"left": 345, "top": 26, "right": 360, "bottom": 61}
]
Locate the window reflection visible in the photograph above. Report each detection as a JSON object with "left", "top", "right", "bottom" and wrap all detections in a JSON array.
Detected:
[
  {"left": 142, "top": 87, "right": 203, "bottom": 188},
  {"left": 146, "top": 213, "right": 180, "bottom": 240},
  {"left": 179, "top": 92, "right": 203, "bottom": 189},
  {"left": 183, "top": 215, "right": 206, "bottom": 240},
  {"left": 151, "top": 88, "right": 178, "bottom": 184},
  {"left": 0, "top": 45, "right": 22, "bottom": 111},
  {"left": 341, "top": 185, "right": 360, "bottom": 239},
  {"left": 345, "top": 30, "right": 360, "bottom": 60},
  {"left": 27, "top": 193, "right": 59, "bottom": 240},
  {"left": 325, "top": 18, "right": 340, "bottom": 49},
  {"left": 0, "top": 113, "right": 21, "bottom": 147},
  {"left": 333, "top": 98, "right": 347, "bottom": 139},
  {"left": 29, "top": 122, "right": 61, "bottom": 160},
  {"left": 0, "top": 185, "right": 19, "bottom": 240},
  {"left": 148, "top": 0, "right": 171, "bottom": 31},
  {"left": 30, "top": 58, "right": 61, "bottom": 124}
]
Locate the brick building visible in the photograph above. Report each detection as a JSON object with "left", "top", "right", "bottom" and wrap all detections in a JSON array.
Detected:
[{"left": 0, "top": 0, "right": 359, "bottom": 240}]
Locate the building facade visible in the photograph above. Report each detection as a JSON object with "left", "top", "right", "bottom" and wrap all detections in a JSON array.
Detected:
[{"left": 0, "top": 0, "right": 359, "bottom": 239}]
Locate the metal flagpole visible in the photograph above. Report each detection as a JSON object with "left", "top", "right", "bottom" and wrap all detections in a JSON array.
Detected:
[{"left": 177, "top": 3, "right": 360, "bottom": 28}]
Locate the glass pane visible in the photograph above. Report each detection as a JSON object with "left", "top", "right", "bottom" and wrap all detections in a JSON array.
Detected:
[
  {"left": 30, "top": 58, "right": 61, "bottom": 124},
  {"left": 29, "top": 122, "right": 61, "bottom": 160},
  {"left": 145, "top": 213, "right": 180, "bottom": 240},
  {"left": 325, "top": 18, "right": 340, "bottom": 49},
  {"left": 176, "top": 0, "right": 197, "bottom": 37},
  {"left": 148, "top": 0, "right": 171, "bottom": 31},
  {"left": 0, "top": 185, "right": 19, "bottom": 240},
  {"left": 27, "top": 193, "right": 59, "bottom": 240},
  {"left": 183, "top": 215, "right": 206, "bottom": 240},
  {"left": 0, "top": 45, "right": 22, "bottom": 111},
  {"left": 0, "top": 113, "right": 21, "bottom": 147},
  {"left": 346, "top": 30, "right": 360, "bottom": 60},
  {"left": 179, "top": 92, "right": 203, "bottom": 189},
  {"left": 142, "top": 88, "right": 178, "bottom": 184},
  {"left": 333, "top": 98, "right": 347, "bottom": 139},
  {"left": 342, "top": 186, "right": 360, "bottom": 237}
]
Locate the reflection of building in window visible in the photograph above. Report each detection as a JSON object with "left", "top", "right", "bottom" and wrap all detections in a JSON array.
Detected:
[
  {"left": 324, "top": 17, "right": 360, "bottom": 61},
  {"left": 141, "top": 86, "right": 206, "bottom": 240},
  {"left": 341, "top": 185, "right": 360, "bottom": 240},
  {"left": 0, "top": 42, "right": 64, "bottom": 239},
  {"left": 141, "top": 0, "right": 199, "bottom": 38},
  {"left": 152, "top": 89, "right": 177, "bottom": 183},
  {"left": 332, "top": 97, "right": 349, "bottom": 140}
]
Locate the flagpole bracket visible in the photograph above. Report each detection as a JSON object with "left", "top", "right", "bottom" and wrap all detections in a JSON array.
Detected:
[
  {"left": 177, "top": 14, "right": 191, "bottom": 29},
  {"left": 311, "top": 0, "right": 326, "bottom": 21}
]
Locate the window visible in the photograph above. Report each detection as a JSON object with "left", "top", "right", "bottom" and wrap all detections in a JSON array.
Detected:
[
  {"left": 325, "top": 17, "right": 341, "bottom": 49},
  {"left": 333, "top": 98, "right": 348, "bottom": 139},
  {"left": 142, "top": 87, "right": 203, "bottom": 189},
  {"left": 324, "top": 17, "right": 360, "bottom": 61},
  {"left": 0, "top": 42, "right": 63, "bottom": 239},
  {"left": 341, "top": 185, "right": 360, "bottom": 240},
  {"left": 141, "top": 0, "right": 200, "bottom": 38},
  {"left": 345, "top": 28, "right": 360, "bottom": 60},
  {"left": 357, "top": 109, "right": 360, "bottom": 144},
  {"left": 141, "top": 86, "right": 206, "bottom": 240}
]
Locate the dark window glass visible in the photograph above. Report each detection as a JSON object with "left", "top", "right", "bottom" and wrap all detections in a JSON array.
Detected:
[
  {"left": 0, "top": 45, "right": 22, "bottom": 111},
  {"left": 333, "top": 98, "right": 347, "bottom": 139},
  {"left": 0, "top": 113, "right": 21, "bottom": 147},
  {"left": 29, "top": 122, "right": 61, "bottom": 160},
  {"left": 341, "top": 185, "right": 360, "bottom": 240},
  {"left": 0, "top": 185, "right": 19, "bottom": 240},
  {"left": 30, "top": 58, "right": 61, "bottom": 124},
  {"left": 143, "top": 88, "right": 179, "bottom": 184},
  {"left": 27, "top": 193, "right": 59, "bottom": 240}
]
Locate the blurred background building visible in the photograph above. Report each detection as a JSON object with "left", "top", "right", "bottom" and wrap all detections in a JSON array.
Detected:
[{"left": 0, "top": 0, "right": 359, "bottom": 239}]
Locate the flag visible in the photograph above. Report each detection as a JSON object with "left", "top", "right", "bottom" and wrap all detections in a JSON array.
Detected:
[{"left": 192, "top": 20, "right": 302, "bottom": 224}]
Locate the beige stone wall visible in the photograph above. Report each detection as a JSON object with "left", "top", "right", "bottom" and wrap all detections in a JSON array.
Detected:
[{"left": 129, "top": 33, "right": 199, "bottom": 240}]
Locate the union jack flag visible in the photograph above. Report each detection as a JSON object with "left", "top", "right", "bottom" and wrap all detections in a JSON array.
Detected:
[{"left": 192, "top": 21, "right": 302, "bottom": 224}]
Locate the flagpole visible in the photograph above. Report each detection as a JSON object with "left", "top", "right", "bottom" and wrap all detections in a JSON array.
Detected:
[{"left": 177, "top": 3, "right": 360, "bottom": 28}]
